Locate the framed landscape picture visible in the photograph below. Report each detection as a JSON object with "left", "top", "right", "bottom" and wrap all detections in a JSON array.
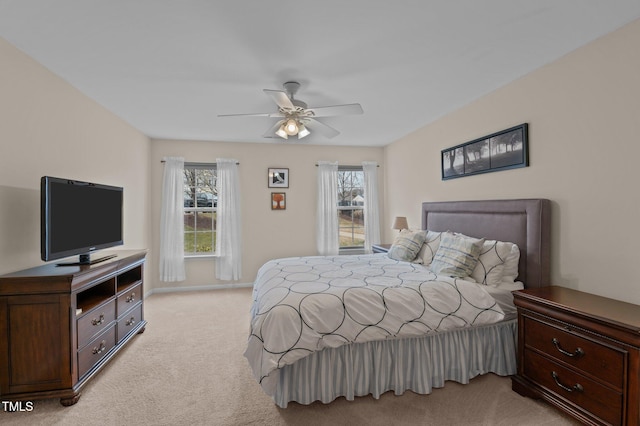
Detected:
[
  {"left": 441, "top": 123, "right": 528, "bottom": 180},
  {"left": 268, "top": 168, "right": 289, "bottom": 188}
]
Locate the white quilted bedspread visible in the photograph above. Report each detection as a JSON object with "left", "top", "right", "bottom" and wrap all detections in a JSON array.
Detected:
[{"left": 244, "top": 254, "right": 505, "bottom": 387}]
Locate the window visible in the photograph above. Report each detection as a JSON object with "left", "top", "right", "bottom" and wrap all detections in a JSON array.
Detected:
[
  {"left": 337, "top": 167, "right": 364, "bottom": 250},
  {"left": 183, "top": 163, "right": 217, "bottom": 255}
]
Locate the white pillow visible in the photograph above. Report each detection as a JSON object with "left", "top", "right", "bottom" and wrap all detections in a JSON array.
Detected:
[
  {"left": 429, "top": 232, "right": 484, "bottom": 278},
  {"left": 416, "top": 230, "right": 443, "bottom": 265},
  {"left": 471, "top": 240, "right": 516, "bottom": 287},
  {"left": 500, "top": 243, "right": 521, "bottom": 285}
]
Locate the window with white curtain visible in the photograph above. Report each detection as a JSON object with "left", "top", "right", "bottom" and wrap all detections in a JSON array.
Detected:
[
  {"left": 183, "top": 163, "right": 216, "bottom": 256},
  {"left": 337, "top": 166, "right": 365, "bottom": 251}
]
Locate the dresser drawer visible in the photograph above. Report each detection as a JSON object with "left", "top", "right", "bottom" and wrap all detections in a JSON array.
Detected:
[
  {"left": 77, "top": 324, "right": 116, "bottom": 379},
  {"left": 77, "top": 299, "right": 116, "bottom": 348},
  {"left": 523, "top": 316, "right": 625, "bottom": 389},
  {"left": 117, "top": 303, "right": 143, "bottom": 343},
  {"left": 524, "top": 349, "right": 622, "bottom": 425},
  {"left": 117, "top": 282, "right": 142, "bottom": 317}
]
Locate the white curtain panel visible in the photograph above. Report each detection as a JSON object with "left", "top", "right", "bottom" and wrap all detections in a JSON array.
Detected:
[
  {"left": 159, "top": 156, "right": 186, "bottom": 282},
  {"left": 316, "top": 161, "right": 339, "bottom": 255},
  {"left": 215, "top": 158, "right": 242, "bottom": 281},
  {"left": 363, "top": 161, "right": 381, "bottom": 253}
]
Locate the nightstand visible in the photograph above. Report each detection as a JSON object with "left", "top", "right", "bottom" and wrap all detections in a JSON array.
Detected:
[
  {"left": 371, "top": 243, "right": 392, "bottom": 253},
  {"left": 512, "top": 286, "right": 640, "bottom": 425}
]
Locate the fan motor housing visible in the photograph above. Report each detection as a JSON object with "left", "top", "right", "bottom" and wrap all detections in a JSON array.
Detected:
[{"left": 283, "top": 81, "right": 301, "bottom": 97}]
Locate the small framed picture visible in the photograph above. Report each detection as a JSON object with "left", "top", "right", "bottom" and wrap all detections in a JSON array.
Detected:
[
  {"left": 271, "top": 192, "right": 286, "bottom": 210},
  {"left": 268, "top": 168, "right": 289, "bottom": 188}
]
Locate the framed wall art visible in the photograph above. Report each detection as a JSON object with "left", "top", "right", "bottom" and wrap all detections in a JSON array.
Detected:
[
  {"left": 441, "top": 123, "right": 529, "bottom": 180},
  {"left": 268, "top": 168, "right": 289, "bottom": 188},
  {"left": 271, "top": 192, "right": 286, "bottom": 210}
]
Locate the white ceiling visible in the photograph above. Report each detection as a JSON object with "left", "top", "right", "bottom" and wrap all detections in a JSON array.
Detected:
[{"left": 1, "top": 1, "right": 639, "bottom": 147}]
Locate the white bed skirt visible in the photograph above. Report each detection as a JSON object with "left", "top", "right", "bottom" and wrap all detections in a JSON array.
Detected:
[{"left": 271, "top": 319, "right": 517, "bottom": 408}]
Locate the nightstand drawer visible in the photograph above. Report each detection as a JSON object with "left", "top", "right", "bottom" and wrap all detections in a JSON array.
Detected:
[
  {"left": 523, "top": 316, "right": 625, "bottom": 389},
  {"left": 524, "top": 349, "right": 623, "bottom": 425},
  {"left": 372, "top": 244, "right": 391, "bottom": 253}
]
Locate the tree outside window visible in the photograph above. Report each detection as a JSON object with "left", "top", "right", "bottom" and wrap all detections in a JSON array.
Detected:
[
  {"left": 183, "top": 164, "right": 217, "bottom": 255},
  {"left": 337, "top": 168, "right": 364, "bottom": 249}
]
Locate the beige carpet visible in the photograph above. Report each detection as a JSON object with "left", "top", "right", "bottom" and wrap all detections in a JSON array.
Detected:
[{"left": 0, "top": 288, "right": 580, "bottom": 425}]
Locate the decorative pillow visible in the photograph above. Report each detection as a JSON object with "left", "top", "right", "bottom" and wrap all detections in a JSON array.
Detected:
[
  {"left": 429, "top": 233, "right": 484, "bottom": 278},
  {"left": 471, "top": 240, "right": 516, "bottom": 287},
  {"left": 388, "top": 229, "right": 426, "bottom": 262},
  {"left": 500, "top": 243, "right": 521, "bottom": 285},
  {"left": 416, "top": 230, "right": 443, "bottom": 266}
]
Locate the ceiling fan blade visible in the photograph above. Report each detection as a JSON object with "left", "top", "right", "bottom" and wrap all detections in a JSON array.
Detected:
[
  {"left": 264, "top": 89, "right": 295, "bottom": 110},
  {"left": 304, "top": 118, "right": 340, "bottom": 139},
  {"left": 262, "top": 120, "right": 285, "bottom": 138},
  {"left": 218, "top": 112, "right": 285, "bottom": 118},
  {"left": 307, "top": 103, "right": 363, "bottom": 117}
]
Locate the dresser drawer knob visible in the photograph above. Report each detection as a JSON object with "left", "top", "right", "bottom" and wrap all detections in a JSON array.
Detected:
[
  {"left": 91, "top": 314, "right": 105, "bottom": 326},
  {"left": 552, "top": 338, "right": 585, "bottom": 358},
  {"left": 126, "top": 317, "right": 136, "bottom": 326},
  {"left": 551, "top": 371, "right": 584, "bottom": 393},
  {"left": 125, "top": 292, "right": 136, "bottom": 303},
  {"left": 92, "top": 340, "right": 107, "bottom": 355}
]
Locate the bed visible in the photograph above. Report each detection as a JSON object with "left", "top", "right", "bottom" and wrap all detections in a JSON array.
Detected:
[{"left": 245, "top": 199, "right": 551, "bottom": 408}]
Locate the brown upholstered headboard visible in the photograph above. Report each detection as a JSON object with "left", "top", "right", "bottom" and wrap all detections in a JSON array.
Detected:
[{"left": 421, "top": 199, "right": 550, "bottom": 288}]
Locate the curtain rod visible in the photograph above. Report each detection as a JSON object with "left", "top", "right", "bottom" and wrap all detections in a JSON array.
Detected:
[
  {"left": 161, "top": 160, "right": 239, "bottom": 164},
  {"left": 315, "top": 164, "right": 379, "bottom": 167}
]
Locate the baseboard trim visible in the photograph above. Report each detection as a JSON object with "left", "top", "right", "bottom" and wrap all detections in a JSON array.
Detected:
[{"left": 145, "top": 282, "right": 253, "bottom": 297}]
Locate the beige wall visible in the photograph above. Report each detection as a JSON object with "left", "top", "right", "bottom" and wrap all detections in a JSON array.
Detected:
[
  {"left": 149, "top": 139, "right": 384, "bottom": 291},
  {"left": 0, "top": 38, "right": 151, "bottom": 275},
  {"left": 3, "top": 17, "right": 638, "bottom": 305},
  {"left": 384, "top": 19, "right": 640, "bottom": 304}
]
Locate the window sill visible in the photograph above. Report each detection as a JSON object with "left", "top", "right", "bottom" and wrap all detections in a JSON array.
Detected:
[
  {"left": 184, "top": 254, "right": 218, "bottom": 259},
  {"left": 339, "top": 248, "right": 365, "bottom": 255}
]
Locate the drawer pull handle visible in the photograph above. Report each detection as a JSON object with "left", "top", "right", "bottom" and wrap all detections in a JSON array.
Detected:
[
  {"left": 551, "top": 371, "right": 584, "bottom": 393},
  {"left": 552, "top": 338, "right": 584, "bottom": 358},
  {"left": 126, "top": 292, "right": 136, "bottom": 303},
  {"left": 126, "top": 317, "right": 136, "bottom": 326},
  {"left": 91, "top": 314, "right": 105, "bottom": 326},
  {"left": 92, "top": 340, "right": 107, "bottom": 355}
]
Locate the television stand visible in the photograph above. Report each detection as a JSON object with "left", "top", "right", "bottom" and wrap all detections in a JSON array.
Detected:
[
  {"left": 57, "top": 253, "right": 117, "bottom": 266},
  {"left": 0, "top": 250, "right": 146, "bottom": 406}
]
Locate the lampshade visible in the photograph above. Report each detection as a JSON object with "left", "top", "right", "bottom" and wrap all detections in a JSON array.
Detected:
[
  {"left": 392, "top": 216, "right": 408, "bottom": 231},
  {"left": 275, "top": 124, "right": 288, "bottom": 139},
  {"left": 298, "top": 123, "right": 310, "bottom": 138}
]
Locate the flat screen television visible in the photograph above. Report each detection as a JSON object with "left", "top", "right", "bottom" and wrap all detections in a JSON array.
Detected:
[{"left": 41, "top": 176, "right": 123, "bottom": 265}]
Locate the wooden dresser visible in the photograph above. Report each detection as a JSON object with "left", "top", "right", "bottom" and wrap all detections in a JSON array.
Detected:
[
  {"left": 0, "top": 250, "right": 146, "bottom": 406},
  {"left": 512, "top": 286, "right": 640, "bottom": 425}
]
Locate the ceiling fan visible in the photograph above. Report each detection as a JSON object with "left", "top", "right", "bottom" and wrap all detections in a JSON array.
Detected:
[{"left": 218, "top": 81, "right": 363, "bottom": 140}]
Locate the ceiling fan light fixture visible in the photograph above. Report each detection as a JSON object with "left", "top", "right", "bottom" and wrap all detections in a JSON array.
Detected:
[
  {"left": 298, "top": 124, "right": 310, "bottom": 139},
  {"left": 275, "top": 124, "right": 288, "bottom": 139},
  {"left": 284, "top": 119, "right": 299, "bottom": 136},
  {"left": 220, "top": 81, "right": 363, "bottom": 140}
]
